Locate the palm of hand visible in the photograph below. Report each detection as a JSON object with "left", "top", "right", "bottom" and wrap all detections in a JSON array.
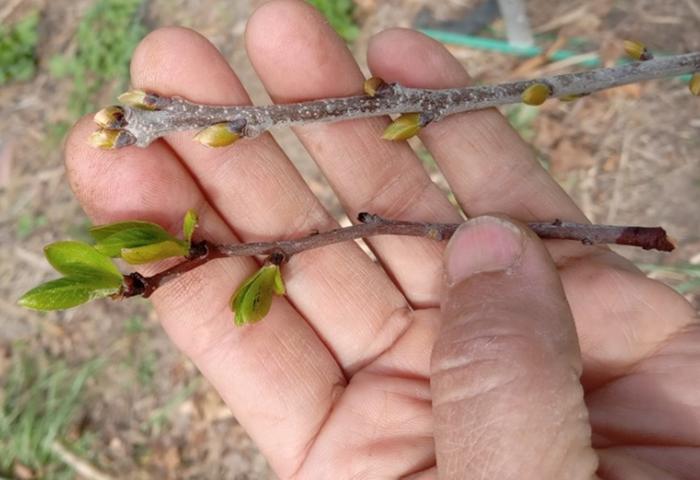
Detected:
[{"left": 65, "top": 1, "right": 699, "bottom": 478}]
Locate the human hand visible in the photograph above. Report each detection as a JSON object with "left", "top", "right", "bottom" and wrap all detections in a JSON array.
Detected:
[{"left": 65, "top": 1, "right": 699, "bottom": 478}]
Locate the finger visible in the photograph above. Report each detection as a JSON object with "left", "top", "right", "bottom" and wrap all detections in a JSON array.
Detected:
[
  {"left": 245, "top": 0, "right": 462, "bottom": 306},
  {"left": 431, "top": 216, "right": 598, "bottom": 479},
  {"left": 130, "top": 27, "right": 412, "bottom": 376},
  {"left": 367, "top": 29, "right": 699, "bottom": 388},
  {"left": 367, "top": 29, "right": 586, "bottom": 223},
  {"left": 65, "top": 117, "right": 345, "bottom": 477}
]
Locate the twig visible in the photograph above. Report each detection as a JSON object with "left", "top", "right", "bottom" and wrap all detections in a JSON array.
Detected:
[
  {"left": 98, "top": 52, "right": 700, "bottom": 148},
  {"left": 120, "top": 213, "right": 674, "bottom": 298},
  {"left": 50, "top": 441, "right": 115, "bottom": 480}
]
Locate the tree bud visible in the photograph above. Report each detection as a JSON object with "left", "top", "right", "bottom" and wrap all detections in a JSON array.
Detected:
[
  {"left": 194, "top": 122, "right": 242, "bottom": 147},
  {"left": 94, "top": 105, "right": 127, "bottom": 129},
  {"left": 521, "top": 83, "right": 551, "bottom": 106},
  {"left": 381, "top": 113, "right": 424, "bottom": 141}
]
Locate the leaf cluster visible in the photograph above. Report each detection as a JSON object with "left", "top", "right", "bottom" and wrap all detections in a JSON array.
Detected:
[
  {"left": 0, "top": 11, "right": 39, "bottom": 85},
  {"left": 19, "top": 210, "right": 198, "bottom": 311},
  {"left": 18, "top": 208, "right": 288, "bottom": 326},
  {"left": 49, "top": 0, "right": 147, "bottom": 117}
]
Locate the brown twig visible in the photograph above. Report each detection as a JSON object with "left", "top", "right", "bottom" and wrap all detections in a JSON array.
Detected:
[
  {"left": 120, "top": 213, "right": 674, "bottom": 298},
  {"left": 95, "top": 52, "right": 700, "bottom": 148}
]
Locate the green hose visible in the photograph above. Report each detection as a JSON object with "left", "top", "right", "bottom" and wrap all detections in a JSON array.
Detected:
[
  {"left": 419, "top": 28, "right": 601, "bottom": 67},
  {"left": 419, "top": 28, "right": 692, "bottom": 82}
]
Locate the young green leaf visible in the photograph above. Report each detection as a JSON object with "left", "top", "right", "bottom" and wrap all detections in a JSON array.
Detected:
[
  {"left": 18, "top": 277, "right": 120, "bottom": 311},
  {"left": 182, "top": 209, "right": 198, "bottom": 246},
  {"left": 44, "top": 241, "right": 122, "bottom": 287},
  {"left": 230, "top": 265, "right": 286, "bottom": 326},
  {"left": 382, "top": 113, "right": 423, "bottom": 141},
  {"left": 90, "top": 221, "right": 178, "bottom": 257},
  {"left": 120, "top": 240, "right": 189, "bottom": 265}
]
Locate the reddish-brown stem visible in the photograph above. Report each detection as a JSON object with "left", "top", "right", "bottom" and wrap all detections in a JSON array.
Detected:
[{"left": 119, "top": 213, "right": 673, "bottom": 298}]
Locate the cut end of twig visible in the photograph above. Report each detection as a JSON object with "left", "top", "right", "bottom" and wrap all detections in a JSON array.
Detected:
[
  {"left": 623, "top": 40, "right": 653, "bottom": 61},
  {"left": 89, "top": 129, "right": 136, "bottom": 150},
  {"left": 615, "top": 226, "right": 675, "bottom": 251},
  {"left": 94, "top": 105, "right": 127, "bottom": 129},
  {"left": 521, "top": 83, "right": 552, "bottom": 106}
]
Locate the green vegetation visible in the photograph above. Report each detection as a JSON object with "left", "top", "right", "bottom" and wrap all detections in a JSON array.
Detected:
[
  {"left": 639, "top": 263, "right": 700, "bottom": 294},
  {"left": 505, "top": 104, "right": 539, "bottom": 142},
  {"left": 0, "top": 11, "right": 40, "bottom": 85},
  {"left": 16, "top": 213, "right": 47, "bottom": 239},
  {"left": 20, "top": 210, "right": 198, "bottom": 311},
  {"left": 49, "top": 0, "right": 147, "bottom": 117},
  {"left": 307, "top": 0, "right": 359, "bottom": 42},
  {"left": 0, "top": 344, "right": 102, "bottom": 479}
]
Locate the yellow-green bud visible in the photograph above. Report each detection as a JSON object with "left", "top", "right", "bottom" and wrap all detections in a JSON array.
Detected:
[
  {"left": 230, "top": 264, "right": 286, "bottom": 326},
  {"left": 117, "top": 89, "right": 159, "bottom": 110},
  {"left": 623, "top": 40, "right": 652, "bottom": 61},
  {"left": 363, "top": 76, "right": 386, "bottom": 97},
  {"left": 88, "top": 129, "right": 135, "bottom": 150},
  {"left": 690, "top": 73, "right": 700, "bottom": 96},
  {"left": 381, "top": 113, "right": 423, "bottom": 141},
  {"left": 521, "top": 83, "right": 551, "bottom": 106},
  {"left": 194, "top": 122, "right": 242, "bottom": 148},
  {"left": 559, "top": 93, "right": 587, "bottom": 102},
  {"left": 94, "top": 105, "right": 126, "bottom": 129}
]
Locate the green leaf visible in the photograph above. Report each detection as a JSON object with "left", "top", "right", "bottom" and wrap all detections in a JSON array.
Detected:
[
  {"left": 44, "top": 241, "right": 122, "bottom": 287},
  {"left": 18, "top": 278, "right": 120, "bottom": 311},
  {"left": 90, "top": 221, "right": 178, "bottom": 257},
  {"left": 273, "top": 265, "right": 286, "bottom": 295},
  {"left": 182, "top": 209, "right": 198, "bottom": 245},
  {"left": 230, "top": 265, "right": 286, "bottom": 326},
  {"left": 120, "top": 240, "right": 189, "bottom": 264}
]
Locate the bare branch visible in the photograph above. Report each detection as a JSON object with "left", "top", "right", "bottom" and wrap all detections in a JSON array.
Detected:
[{"left": 97, "top": 52, "right": 700, "bottom": 148}]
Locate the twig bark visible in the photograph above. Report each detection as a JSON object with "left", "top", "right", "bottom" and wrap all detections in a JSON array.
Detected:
[
  {"left": 120, "top": 213, "right": 674, "bottom": 298},
  {"left": 102, "top": 52, "right": 700, "bottom": 148}
]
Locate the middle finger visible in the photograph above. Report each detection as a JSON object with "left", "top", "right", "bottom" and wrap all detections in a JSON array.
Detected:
[{"left": 245, "top": 0, "right": 462, "bottom": 307}]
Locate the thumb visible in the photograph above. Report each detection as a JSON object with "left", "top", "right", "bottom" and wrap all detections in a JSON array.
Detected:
[{"left": 431, "top": 215, "right": 599, "bottom": 480}]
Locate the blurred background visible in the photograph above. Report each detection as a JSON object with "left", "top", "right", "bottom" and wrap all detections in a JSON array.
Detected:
[{"left": 1, "top": 0, "right": 699, "bottom": 478}]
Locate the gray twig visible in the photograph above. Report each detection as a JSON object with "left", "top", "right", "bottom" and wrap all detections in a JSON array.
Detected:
[{"left": 100, "top": 52, "right": 700, "bottom": 148}]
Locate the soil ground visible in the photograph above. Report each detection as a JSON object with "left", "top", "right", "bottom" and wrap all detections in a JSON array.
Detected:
[{"left": 1, "top": 0, "right": 699, "bottom": 478}]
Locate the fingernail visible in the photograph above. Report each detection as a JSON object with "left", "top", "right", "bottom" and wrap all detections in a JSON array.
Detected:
[{"left": 445, "top": 216, "right": 524, "bottom": 286}]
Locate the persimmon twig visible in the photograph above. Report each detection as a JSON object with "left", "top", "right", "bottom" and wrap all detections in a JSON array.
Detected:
[{"left": 119, "top": 213, "right": 674, "bottom": 298}]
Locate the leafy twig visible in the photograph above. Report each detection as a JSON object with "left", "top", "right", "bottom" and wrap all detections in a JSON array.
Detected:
[
  {"left": 91, "top": 52, "right": 700, "bottom": 148},
  {"left": 120, "top": 213, "right": 674, "bottom": 298}
]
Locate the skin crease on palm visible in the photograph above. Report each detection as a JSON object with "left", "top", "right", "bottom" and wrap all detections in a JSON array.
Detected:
[{"left": 63, "top": 1, "right": 700, "bottom": 478}]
